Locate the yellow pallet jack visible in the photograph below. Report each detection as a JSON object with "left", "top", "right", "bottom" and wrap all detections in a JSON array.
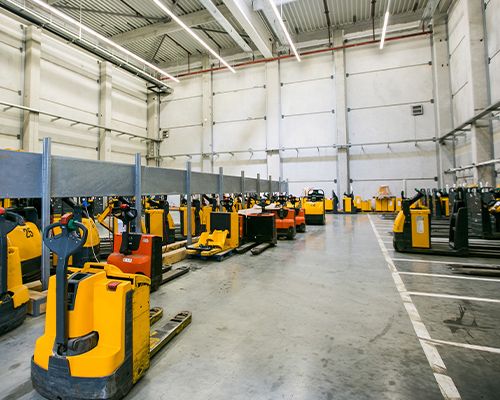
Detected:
[
  {"left": 186, "top": 212, "right": 239, "bottom": 260},
  {"left": 0, "top": 208, "right": 30, "bottom": 335},
  {"left": 31, "top": 213, "right": 191, "bottom": 400}
]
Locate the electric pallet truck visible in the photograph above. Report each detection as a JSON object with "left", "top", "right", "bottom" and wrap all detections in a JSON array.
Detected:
[
  {"left": 272, "top": 195, "right": 296, "bottom": 240},
  {"left": 303, "top": 189, "right": 326, "bottom": 225},
  {"left": 394, "top": 189, "right": 500, "bottom": 257},
  {"left": 0, "top": 208, "right": 30, "bottom": 335},
  {"left": 108, "top": 204, "right": 188, "bottom": 292},
  {"left": 186, "top": 210, "right": 240, "bottom": 259},
  {"left": 288, "top": 195, "right": 306, "bottom": 233},
  {"left": 236, "top": 199, "right": 277, "bottom": 255},
  {"left": 144, "top": 196, "right": 176, "bottom": 245},
  {"left": 31, "top": 213, "right": 191, "bottom": 400}
]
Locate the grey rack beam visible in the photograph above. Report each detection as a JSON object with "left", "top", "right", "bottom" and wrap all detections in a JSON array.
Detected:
[{"left": 439, "top": 100, "right": 500, "bottom": 143}]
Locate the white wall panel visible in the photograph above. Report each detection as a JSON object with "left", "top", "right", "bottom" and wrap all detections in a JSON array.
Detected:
[
  {"left": 0, "top": 14, "right": 24, "bottom": 148},
  {"left": 162, "top": 96, "right": 203, "bottom": 129},
  {"left": 346, "top": 37, "right": 431, "bottom": 73},
  {"left": 349, "top": 103, "right": 435, "bottom": 143},
  {"left": 347, "top": 65, "right": 433, "bottom": 109},
  {"left": 281, "top": 78, "right": 334, "bottom": 116},
  {"left": 213, "top": 64, "right": 265, "bottom": 92},
  {"left": 213, "top": 120, "right": 266, "bottom": 152},
  {"left": 160, "top": 126, "right": 203, "bottom": 155},
  {"left": 281, "top": 113, "right": 336, "bottom": 148},
  {"left": 213, "top": 88, "right": 266, "bottom": 122},
  {"left": 280, "top": 53, "right": 333, "bottom": 83}
]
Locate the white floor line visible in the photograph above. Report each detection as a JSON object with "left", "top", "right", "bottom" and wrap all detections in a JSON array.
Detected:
[
  {"left": 392, "top": 257, "right": 500, "bottom": 268},
  {"left": 368, "top": 215, "right": 461, "bottom": 400},
  {"left": 407, "top": 292, "right": 500, "bottom": 304},
  {"left": 398, "top": 271, "right": 500, "bottom": 283},
  {"left": 421, "top": 338, "right": 500, "bottom": 355}
]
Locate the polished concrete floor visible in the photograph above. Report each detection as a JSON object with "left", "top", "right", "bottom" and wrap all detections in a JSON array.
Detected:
[{"left": 1, "top": 214, "right": 499, "bottom": 399}]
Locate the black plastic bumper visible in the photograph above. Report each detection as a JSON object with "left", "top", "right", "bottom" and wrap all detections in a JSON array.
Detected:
[
  {"left": 31, "top": 355, "right": 133, "bottom": 400},
  {"left": 0, "top": 297, "right": 27, "bottom": 336}
]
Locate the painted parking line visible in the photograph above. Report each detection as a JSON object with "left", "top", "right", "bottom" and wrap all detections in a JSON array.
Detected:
[
  {"left": 368, "top": 215, "right": 461, "bottom": 400},
  {"left": 398, "top": 271, "right": 500, "bottom": 283},
  {"left": 421, "top": 338, "right": 500, "bottom": 355},
  {"left": 392, "top": 257, "right": 500, "bottom": 268},
  {"left": 407, "top": 292, "right": 500, "bottom": 304}
]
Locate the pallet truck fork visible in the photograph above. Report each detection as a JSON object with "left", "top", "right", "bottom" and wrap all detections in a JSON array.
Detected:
[
  {"left": 31, "top": 213, "right": 191, "bottom": 400},
  {"left": 0, "top": 208, "right": 30, "bottom": 335}
]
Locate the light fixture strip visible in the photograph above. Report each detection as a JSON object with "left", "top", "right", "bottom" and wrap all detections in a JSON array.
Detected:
[
  {"left": 29, "top": 0, "right": 180, "bottom": 82},
  {"left": 267, "top": 0, "right": 301, "bottom": 62},
  {"left": 380, "top": 0, "right": 392, "bottom": 49},
  {"left": 152, "top": 0, "right": 236, "bottom": 73}
]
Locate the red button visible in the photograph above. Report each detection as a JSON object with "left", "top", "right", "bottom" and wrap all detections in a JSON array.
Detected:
[
  {"left": 0, "top": 208, "right": 5, "bottom": 215},
  {"left": 60, "top": 212, "right": 74, "bottom": 225},
  {"left": 107, "top": 281, "right": 121, "bottom": 291}
]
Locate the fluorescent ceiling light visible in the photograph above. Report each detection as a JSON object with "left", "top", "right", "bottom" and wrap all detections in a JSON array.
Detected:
[
  {"left": 30, "top": 0, "right": 179, "bottom": 82},
  {"left": 380, "top": 0, "right": 391, "bottom": 49},
  {"left": 266, "top": 0, "right": 300, "bottom": 62},
  {"left": 152, "top": 0, "right": 236, "bottom": 73}
]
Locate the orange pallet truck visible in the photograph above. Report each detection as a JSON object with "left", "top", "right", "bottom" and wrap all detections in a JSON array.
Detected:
[{"left": 108, "top": 204, "right": 188, "bottom": 292}]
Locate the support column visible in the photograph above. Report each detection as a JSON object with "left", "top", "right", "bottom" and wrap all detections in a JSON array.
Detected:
[
  {"left": 265, "top": 60, "right": 281, "bottom": 179},
  {"left": 201, "top": 55, "right": 214, "bottom": 172},
  {"left": 147, "top": 91, "right": 161, "bottom": 166},
  {"left": 98, "top": 61, "right": 113, "bottom": 161},
  {"left": 465, "top": 0, "right": 495, "bottom": 185},
  {"left": 334, "top": 30, "right": 350, "bottom": 197},
  {"left": 22, "top": 25, "right": 41, "bottom": 153},
  {"left": 431, "top": 17, "right": 455, "bottom": 186}
]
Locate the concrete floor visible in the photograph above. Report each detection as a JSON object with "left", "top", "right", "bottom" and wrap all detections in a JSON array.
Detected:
[{"left": 1, "top": 214, "right": 499, "bottom": 399}]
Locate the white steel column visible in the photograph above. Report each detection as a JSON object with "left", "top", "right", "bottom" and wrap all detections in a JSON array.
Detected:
[
  {"left": 465, "top": 0, "right": 495, "bottom": 185},
  {"left": 334, "top": 30, "right": 350, "bottom": 197},
  {"left": 147, "top": 91, "right": 160, "bottom": 166},
  {"left": 98, "top": 61, "right": 113, "bottom": 161},
  {"left": 266, "top": 60, "right": 282, "bottom": 181},
  {"left": 22, "top": 25, "right": 41, "bottom": 153},
  {"left": 431, "top": 17, "right": 455, "bottom": 186},
  {"left": 201, "top": 55, "right": 214, "bottom": 172}
]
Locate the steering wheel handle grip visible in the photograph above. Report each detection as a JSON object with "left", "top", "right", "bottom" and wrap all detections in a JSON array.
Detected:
[{"left": 43, "top": 221, "right": 88, "bottom": 256}]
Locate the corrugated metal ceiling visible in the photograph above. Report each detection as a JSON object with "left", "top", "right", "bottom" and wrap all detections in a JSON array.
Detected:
[{"left": 44, "top": 0, "right": 448, "bottom": 64}]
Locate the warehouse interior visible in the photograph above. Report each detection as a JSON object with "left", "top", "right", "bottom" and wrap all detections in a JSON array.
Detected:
[{"left": 0, "top": 0, "right": 499, "bottom": 399}]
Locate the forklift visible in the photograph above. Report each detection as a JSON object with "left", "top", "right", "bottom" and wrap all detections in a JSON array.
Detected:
[
  {"left": 0, "top": 208, "right": 30, "bottom": 335},
  {"left": 31, "top": 213, "right": 191, "bottom": 400},
  {"left": 303, "top": 189, "right": 326, "bottom": 225}
]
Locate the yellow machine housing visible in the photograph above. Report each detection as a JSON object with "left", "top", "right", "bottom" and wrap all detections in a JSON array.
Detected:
[
  {"left": 33, "top": 263, "right": 151, "bottom": 388},
  {"left": 325, "top": 198, "right": 334, "bottom": 212},
  {"left": 394, "top": 209, "right": 431, "bottom": 248},
  {"left": 4, "top": 247, "right": 30, "bottom": 309},
  {"left": 7, "top": 221, "right": 42, "bottom": 282},
  {"left": 187, "top": 212, "right": 239, "bottom": 257},
  {"left": 145, "top": 209, "right": 175, "bottom": 244}
]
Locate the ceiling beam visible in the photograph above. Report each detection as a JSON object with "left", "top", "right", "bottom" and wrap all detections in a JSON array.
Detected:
[
  {"left": 222, "top": 0, "right": 273, "bottom": 58},
  {"left": 254, "top": 0, "right": 288, "bottom": 46},
  {"left": 199, "top": 0, "right": 252, "bottom": 52},
  {"left": 422, "top": 0, "right": 442, "bottom": 27},
  {"left": 111, "top": 6, "right": 231, "bottom": 45}
]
